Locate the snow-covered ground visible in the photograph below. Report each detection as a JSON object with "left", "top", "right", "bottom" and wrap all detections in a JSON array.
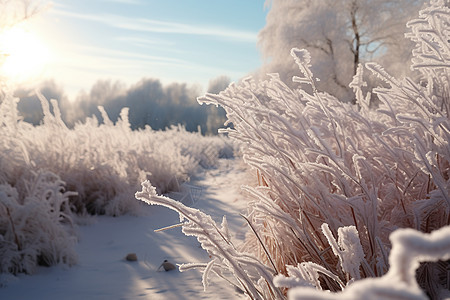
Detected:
[{"left": 0, "top": 159, "right": 250, "bottom": 300}]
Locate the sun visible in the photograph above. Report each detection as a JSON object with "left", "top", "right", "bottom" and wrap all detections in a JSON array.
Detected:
[{"left": 0, "top": 25, "right": 50, "bottom": 82}]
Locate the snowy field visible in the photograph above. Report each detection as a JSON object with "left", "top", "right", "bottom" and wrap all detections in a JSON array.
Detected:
[
  {"left": 1, "top": 2, "right": 449, "bottom": 299},
  {"left": 0, "top": 159, "right": 249, "bottom": 300}
]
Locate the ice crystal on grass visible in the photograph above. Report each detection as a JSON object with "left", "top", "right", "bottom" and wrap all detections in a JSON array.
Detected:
[
  {"left": 189, "top": 0, "right": 449, "bottom": 298},
  {"left": 282, "top": 225, "right": 450, "bottom": 300},
  {"left": 0, "top": 171, "right": 77, "bottom": 275},
  {"left": 0, "top": 90, "right": 234, "bottom": 216},
  {"left": 321, "top": 223, "right": 365, "bottom": 281},
  {"left": 0, "top": 82, "right": 235, "bottom": 277},
  {"left": 136, "top": 180, "right": 285, "bottom": 300}
]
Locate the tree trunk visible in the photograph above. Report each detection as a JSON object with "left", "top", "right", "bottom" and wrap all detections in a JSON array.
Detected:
[{"left": 351, "top": 1, "right": 360, "bottom": 76}]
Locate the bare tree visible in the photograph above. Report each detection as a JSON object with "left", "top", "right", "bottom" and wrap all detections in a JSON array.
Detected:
[
  {"left": 258, "top": 0, "right": 425, "bottom": 102},
  {"left": 0, "top": 0, "right": 45, "bottom": 30},
  {"left": 0, "top": 0, "right": 47, "bottom": 72}
]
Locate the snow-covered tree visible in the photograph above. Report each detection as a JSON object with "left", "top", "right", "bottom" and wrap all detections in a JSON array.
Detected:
[{"left": 258, "top": 0, "right": 425, "bottom": 102}]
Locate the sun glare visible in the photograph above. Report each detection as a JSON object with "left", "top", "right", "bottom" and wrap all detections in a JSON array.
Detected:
[{"left": 0, "top": 26, "right": 50, "bottom": 83}]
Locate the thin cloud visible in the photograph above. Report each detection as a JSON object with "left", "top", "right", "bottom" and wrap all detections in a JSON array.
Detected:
[
  {"left": 115, "top": 36, "right": 175, "bottom": 47},
  {"left": 114, "top": 36, "right": 185, "bottom": 53},
  {"left": 74, "top": 44, "right": 186, "bottom": 64},
  {"left": 51, "top": 43, "right": 243, "bottom": 82},
  {"left": 114, "top": 36, "right": 184, "bottom": 54},
  {"left": 53, "top": 9, "right": 258, "bottom": 43},
  {"left": 101, "top": 0, "right": 143, "bottom": 4}
]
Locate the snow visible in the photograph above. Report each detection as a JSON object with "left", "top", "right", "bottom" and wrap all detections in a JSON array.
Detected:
[
  {"left": 1, "top": 2, "right": 448, "bottom": 299},
  {"left": 0, "top": 159, "right": 249, "bottom": 300}
]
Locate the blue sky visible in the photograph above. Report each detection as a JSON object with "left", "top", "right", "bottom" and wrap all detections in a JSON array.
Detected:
[{"left": 32, "top": 0, "right": 268, "bottom": 99}]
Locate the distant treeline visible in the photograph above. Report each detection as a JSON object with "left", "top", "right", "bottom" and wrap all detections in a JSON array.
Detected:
[{"left": 15, "top": 76, "right": 230, "bottom": 135}]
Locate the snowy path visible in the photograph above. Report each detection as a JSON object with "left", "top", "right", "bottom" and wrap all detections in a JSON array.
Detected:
[{"left": 0, "top": 159, "right": 250, "bottom": 300}]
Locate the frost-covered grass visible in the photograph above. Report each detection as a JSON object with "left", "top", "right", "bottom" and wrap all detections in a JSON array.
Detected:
[
  {"left": 0, "top": 171, "right": 78, "bottom": 275},
  {"left": 137, "top": 1, "right": 450, "bottom": 299},
  {"left": 0, "top": 90, "right": 235, "bottom": 275}
]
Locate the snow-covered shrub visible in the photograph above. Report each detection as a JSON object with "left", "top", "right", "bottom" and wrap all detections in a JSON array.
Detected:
[
  {"left": 0, "top": 89, "right": 234, "bottom": 216},
  {"left": 0, "top": 171, "right": 77, "bottom": 275},
  {"left": 199, "top": 0, "right": 449, "bottom": 296},
  {"left": 0, "top": 82, "right": 234, "bottom": 277},
  {"left": 276, "top": 225, "right": 450, "bottom": 299},
  {"left": 138, "top": 1, "right": 449, "bottom": 299}
]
